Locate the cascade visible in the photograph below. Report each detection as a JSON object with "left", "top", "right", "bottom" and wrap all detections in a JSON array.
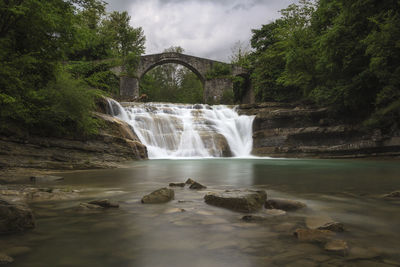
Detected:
[{"left": 106, "top": 98, "right": 255, "bottom": 159}]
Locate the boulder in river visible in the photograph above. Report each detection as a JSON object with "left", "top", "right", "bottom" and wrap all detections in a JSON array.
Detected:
[
  {"left": 383, "top": 191, "right": 400, "bottom": 199},
  {"left": 204, "top": 190, "right": 267, "bottom": 213},
  {"left": 317, "top": 222, "right": 344, "bottom": 232},
  {"left": 0, "top": 198, "right": 35, "bottom": 234},
  {"left": 241, "top": 215, "right": 267, "bottom": 222},
  {"left": 294, "top": 228, "right": 335, "bottom": 243},
  {"left": 141, "top": 188, "right": 174, "bottom": 204},
  {"left": 88, "top": 199, "right": 119, "bottom": 208},
  {"left": 265, "top": 198, "right": 306, "bottom": 211},
  {"left": 189, "top": 182, "right": 207, "bottom": 190},
  {"left": 0, "top": 253, "right": 14, "bottom": 265},
  {"left": 169, "top": 183, "right": 186, "bottom": 187},
  {"left": 324, "top": 239, "right": 348, "bottom": 256},
  {"left": 185, "top": 178, "right": 195, "bottom": 185}
]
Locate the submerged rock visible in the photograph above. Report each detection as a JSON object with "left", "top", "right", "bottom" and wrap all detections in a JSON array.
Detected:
[
  {"left": 88, "top": 199, "right": 119, "bottom": 208},
  {"left": 241, "top": 215, "right": 267, "bottom": 222},
  {"left": 324, "top": 240, "right": 348, "bottom": 256},
  {"left": 265, "top": 198, "right": 306, "bottom": 211},
  {"left": 383, "top": 191, "right": 400, "bottom": 199},
  {"left": 78, "top": 203, "right": 104, "bottom": 211},
  {"left": 29, "top": 175, "right": 63, "bottom": 183},
  {"left": 169, "top": 183, "right": 186, "bottom": 187},
  {"left": 0, "top": 198, "right": 35, "bottom": 234},
  {"left": 141, "top": 188, "right": 174, "bottom": 204},
  {"left": 204, "top": 190, "right": 267, "bottom": 213},
  {"left": 265, "top": 209, "right": 286, "bottom": 216},
  {"left": 0, "top": 253, "right": 14, "bottom": 264},
  {"left": 305, "top": 215, "right": 334, "bottom": 229},
  {"left": 189, "top": 182, "right": 207, "bottom": 190},
  {"left": 294, "top": 228, "right": 335, "bottom": 243},
  {"left": 317, "top": 222, "right": 344, "bottom": 232}
]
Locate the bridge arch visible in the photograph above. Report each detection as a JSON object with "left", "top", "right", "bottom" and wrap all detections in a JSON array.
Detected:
[{"left": 118, "top": 52, "right": 254, "bottom": 104}]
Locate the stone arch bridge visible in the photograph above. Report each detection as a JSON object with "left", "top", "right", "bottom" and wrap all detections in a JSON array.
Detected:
[{"left": 113, "top": 52, "right": 254, "bottom": 104}]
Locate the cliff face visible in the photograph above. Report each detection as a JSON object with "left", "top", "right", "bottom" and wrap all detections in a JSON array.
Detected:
[
  {"left": 0, "top": 113, "right": 147, "bottom": 170},
  {"left": 239, "top": 103, "right": 400, "bottom": 158}
]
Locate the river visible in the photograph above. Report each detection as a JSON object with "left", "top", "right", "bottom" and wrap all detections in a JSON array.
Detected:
[{"left": 5, "top": 158, "right": 400, "bottom": 266}]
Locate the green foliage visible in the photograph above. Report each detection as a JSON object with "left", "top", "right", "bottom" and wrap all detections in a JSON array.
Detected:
[
  {"left": 67, "top": 61, "right": 119, "bottom": 95},
  {"left": 0, "top": 0, "right": 146, "bottom": 138},
  {"left": 220, "top": 90, "right": 235, "bottom": 105},
  {"left": 249, "top": 0, "right": 400, "bottom": 131},
  {"left": 205, "top": 63, "right": 232, "bottom": 80}
]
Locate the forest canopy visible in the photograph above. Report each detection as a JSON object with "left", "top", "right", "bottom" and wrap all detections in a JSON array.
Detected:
[
  {"left": 0, "top": 0, "right": 145, "bottom": 138},
  {"left": 248, "top": 0, "right": 400, "bottom": 131}
]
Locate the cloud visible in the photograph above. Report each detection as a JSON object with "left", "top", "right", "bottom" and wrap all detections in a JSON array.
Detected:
[{"left": 105, "top": 0, "right": 297, "bottom": 61}]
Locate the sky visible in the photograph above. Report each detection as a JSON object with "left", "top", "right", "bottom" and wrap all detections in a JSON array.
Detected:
[{"left": 105, "top": 0, "right": 297, "bottom": 62}]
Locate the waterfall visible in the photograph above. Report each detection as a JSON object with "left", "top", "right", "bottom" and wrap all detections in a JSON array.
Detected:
[{"left": 106, "top": 98, "right": 255, "bottom": 159}]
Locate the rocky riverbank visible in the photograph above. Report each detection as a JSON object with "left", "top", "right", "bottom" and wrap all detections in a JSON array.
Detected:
[
  {"left": 238, "top": 102, "right": 400, "bottom": 158},
  {"left": 0, "top": 112, "right": 147, "bottom": 178}
]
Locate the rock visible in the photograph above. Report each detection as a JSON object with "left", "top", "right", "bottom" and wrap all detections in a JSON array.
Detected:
[
  {"left": 185, "top": 178, "right": 195, "bottom": 185},
  {"left": 293, "top": 228, "right": 335, "bottom": 243},
  {"left": 0, "top": 253, "right": 13, "bottom": 264},
  {"left": 241, "top": 215, "right": 267, "bottom": 222},
  {"left": 265, "top": 209, "right": 286, "bottom": 216},
  {"left": 141, "top": 188, "right": 174, "bottom": 204},
  {"left": 317, "top": 222, "right": 344, "bottom": 232},
  {"left": 383, "top": 191, "right": 400, "bottom": 199},
  {"left": 305, "top": 215, "right": 333, "bottom": 229},
  {"left": 88, "top": 199, "right": 119, "bottom": 208},
  {"left": 265, "top": 198, "right": 306, "bottom": 211},
  {"left": 169, "top": 183, "right": 185, "bottom": 187},
  {"left": 0, "top": 198, "right": 35, "bottom": 234},
  {"left": 324, "top": 240, "right": 348, "bottom": 256},
  {"left": 189, "top": 182, "right": 207, "bottom": 190},
  {"left": 164, "top": 208, "right": 185, "bottom": 214},
  {"left": 29, "top": 175, "right": 63, "bottom": 183},
  {"left": 78, "top": 203, "right": 104, "bottom": 210},
  {"left": 204, "top": 190, "right": 267, "bottom": 213}
]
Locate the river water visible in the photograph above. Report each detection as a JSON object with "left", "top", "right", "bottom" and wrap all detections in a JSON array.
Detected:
[{"left": 4, "top": 158, "right": 400, "bottom": 266}]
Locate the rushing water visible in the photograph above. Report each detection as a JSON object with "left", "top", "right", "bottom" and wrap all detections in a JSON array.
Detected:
[
  {"left": 106, "top": 99, "right": 255, "bottom": 159},
  {"left": 3, "top": 158, "right": 400, "bottom": 267}
]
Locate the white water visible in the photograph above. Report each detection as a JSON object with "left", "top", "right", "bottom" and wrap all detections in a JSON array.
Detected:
[{"left": 106, "top": 99, "right": 255, "bottom": 159}]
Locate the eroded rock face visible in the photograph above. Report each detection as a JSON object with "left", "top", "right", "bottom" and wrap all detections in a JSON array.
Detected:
[
  {"left": 239, "top": 103, "right": 400, "bottom": 158},
  {"left": 204, "top": 190, "right": 267, "bottom": 213},
  {"left": 0, "top": 198, "right": 35, "bottom": 234},
  {"left": 141, "top": 188, "right": 174, "bottom": 204},
  {"left": 169, "top": 183, "right": 185, "bottom": 187},
  {"left": 265, "top": 198, "right": 306, "bottom": 211}
]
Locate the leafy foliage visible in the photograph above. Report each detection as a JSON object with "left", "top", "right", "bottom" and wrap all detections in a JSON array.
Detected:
[
  {"left": 249, "top": 0, "right": 400, "bottom": 131},
  {"left": 0, "top": 0, "right": 145, "bottom": 138}
]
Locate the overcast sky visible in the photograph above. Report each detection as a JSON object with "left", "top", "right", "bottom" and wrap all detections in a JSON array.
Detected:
[{"left": 105, "top": 0, "right": 297, "bottom": 62}]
